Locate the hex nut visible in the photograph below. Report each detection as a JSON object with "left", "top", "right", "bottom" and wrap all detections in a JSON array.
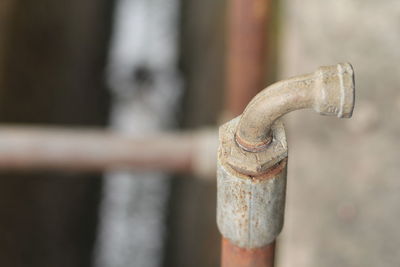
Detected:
[{"left": 218, "top": 117, "right": 287, "bottom": 176}]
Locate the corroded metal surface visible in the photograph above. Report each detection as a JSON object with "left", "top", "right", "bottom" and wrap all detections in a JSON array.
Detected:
[
  {"left": 217, "top": 159, "right": 287, "bottom": 248},
  {"left": 217, "top": 118, "right": 287, "bottom": 248},
  {"left": 219, "top": 117, "right": 287, "bottom": 176},
  {"left": 217, "top": 63, "right": 355, "bottom": 253},
  {"left": 236, "top": 63, "right": 355, "bottom": 150},
  {"left": 221, "top": 0, "right": 276, "bottom": 264},
  {"left": 221, "top": 238, "right": 275, "bottom": 267}
]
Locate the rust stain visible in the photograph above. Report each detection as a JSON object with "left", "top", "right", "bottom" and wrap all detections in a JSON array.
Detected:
[
  {"left": 236, "top": 132, "right": 272, "bottom": 152},
  {"left": 223, "top": 157, "right": 287, "bottom": 182},
  {"left": 250, "top": 158, "right": 287, "bottom": 181}
]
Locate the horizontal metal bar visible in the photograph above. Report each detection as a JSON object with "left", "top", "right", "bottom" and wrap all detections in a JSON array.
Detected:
[{"left": 0, "top": 126, "right": 217, "bottom": 176}]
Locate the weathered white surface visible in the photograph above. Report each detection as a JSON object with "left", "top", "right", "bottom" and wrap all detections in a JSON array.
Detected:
[
  {"left": 222, "top": 117, "right": 288, "bottom": 176},
  {"left": 94, "top": 0, "right": 180, "bottom": 266},
  {"left": 279, "top": 1, "right": 400, "bottom": 266},
  {"left": 217, "top": 118, "right": 287, "bottom": 248},
  {"left": 236, "top": 63, "right": 354, "bottom": 151},
  {"left": 217, "top": 162, "right": 286, "bottom": 248}
]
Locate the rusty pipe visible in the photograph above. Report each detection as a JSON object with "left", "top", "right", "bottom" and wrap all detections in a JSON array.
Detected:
[
  {"left": 235, "top": 63, "right": 355, "bottom": 151},
  {"left": 217, "top": 63, "right": 355, "bottom": 264},
  {"left": 0, "top": 126, "right": 217, "bottom": 177},
  {"left": 221, "top": 238, "right": 275, "bottom": 267},
  {"left": 221, "top": 0, "right": 275, "bottom": 265},
  {"left": 225, "top": 0, "right": 271, "bottom": 117}
]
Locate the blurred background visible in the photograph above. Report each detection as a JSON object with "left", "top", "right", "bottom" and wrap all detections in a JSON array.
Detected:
[{"left": 0, "top": 0, "right": 399, "bottom": 266}]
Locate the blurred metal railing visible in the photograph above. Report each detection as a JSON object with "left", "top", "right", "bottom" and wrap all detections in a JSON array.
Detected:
[{"left": 0, "top": 126, "right": 217, "bottom": 177}]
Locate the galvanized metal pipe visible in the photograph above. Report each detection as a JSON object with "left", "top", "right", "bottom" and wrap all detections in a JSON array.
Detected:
[
  {"left": 217, "top": 63, "right": 355, "bottom": 266},
  {"left": 218, "top": 118, "right": 288, "bottom": 247},
  {"left": 0, "top": 126, "right": 217, "bottom": 176},
  {"left": 236, "top": 63, "right": 355, "bottom": 151}
]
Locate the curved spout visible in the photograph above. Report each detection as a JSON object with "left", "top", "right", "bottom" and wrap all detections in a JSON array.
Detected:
[{"left": 235, "top": 63, "right": 355, "bottom": 151}]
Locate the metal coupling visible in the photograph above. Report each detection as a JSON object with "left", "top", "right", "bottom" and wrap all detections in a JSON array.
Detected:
[{"left": 217, "top": 63, "right": 355, "bottom": 249}]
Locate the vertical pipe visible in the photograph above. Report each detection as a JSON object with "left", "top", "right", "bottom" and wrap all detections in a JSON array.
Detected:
[
  {"left": 221, "top": 239, "right": 275, "bottom": 267},
  {"left": 218, "top": 63, "right": 355, "bottom": 267},
  {"left": 222, "top": 0, "right": 275, "bottom": 266},
  {"left": 225, "top": 0, "right": 271, "bottom": 117}
]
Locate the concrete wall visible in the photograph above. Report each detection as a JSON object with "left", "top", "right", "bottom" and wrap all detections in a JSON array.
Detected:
[{"left": 279, "top": 1, "right": 400, "bottom": 266}]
